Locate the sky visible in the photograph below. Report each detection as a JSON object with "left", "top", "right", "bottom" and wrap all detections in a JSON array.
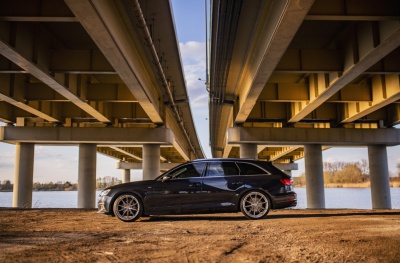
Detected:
[{"left": 0, "top": 0, "right": 399, "bottom": 183}]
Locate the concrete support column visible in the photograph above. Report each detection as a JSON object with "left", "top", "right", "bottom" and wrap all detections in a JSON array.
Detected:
[
  {"left": 143, "top": 144, "right": 160, "bottom": 180},
  {"left": 78, "top": 144, "right": 97, "bottom": 208},
  {"left": 304, "top": 144, "right": 325, "bottom": 209},
  {"left": 368, "top": 145, "right": 391, "bottom": 209},
  {"left": 122, "top": 169, "right": 131, "bottom": 183},
  {"left": 12, "top": 143, "right": 35, "bottom": 208},
  {"left": 240, "top": 143, "right": 258, "bottom": 159}
]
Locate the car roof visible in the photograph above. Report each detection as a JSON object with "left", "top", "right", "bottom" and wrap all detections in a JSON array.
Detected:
[{"left": 191, "top": 158, "right": 270, "bottom": 163}]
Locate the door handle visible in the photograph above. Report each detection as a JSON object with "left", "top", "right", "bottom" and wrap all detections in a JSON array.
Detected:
[
  {"left": 189, "top": 182, "right": 201, "bottom": 187},
  {"left": 232, "top": 181, "right": 243, "bottom": 185}
]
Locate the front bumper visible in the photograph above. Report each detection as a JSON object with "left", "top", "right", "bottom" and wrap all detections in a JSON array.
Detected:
[{"left": 97, "top": 195, "right": 112, "bottom": 214}]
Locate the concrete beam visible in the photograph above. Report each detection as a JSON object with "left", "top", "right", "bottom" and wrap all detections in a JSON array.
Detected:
[
  {"left": 0, "top": 75, "right": 60, "bottom": 122},
  {"left": 272, "top": 162, "right": 298, "bottom": 171},
  {"left": 0, "top": 127, "right": 174, "bottom": 145},
  {"left": 234, "top": 0, "right": 314, "bottom": 124},
  {"left": 228, "top": 127, "right": 400, "bottom": 146},
  {"left": 108, "top": 146, "right": 142, "bottom": 161},
  {"left": 289, "top": 21, "right": 400, "bottom": 123},
  {"left": 116, "top": 161, "right": 180, "bottom": 171},
  {"left": 342, "top": 75, "right": 400, "bottom": 123},
  {"left": 0, "top": 37, "right": 111, "bottom": 123},
  {"left": 116, "top": 161, "right": 298, "bottom": 173},
  {"left": 268, "top": 146, "right": 302, "bottom": 161},
  {"left": 65, "top": 0, "right": 163, "bottom": 124}
]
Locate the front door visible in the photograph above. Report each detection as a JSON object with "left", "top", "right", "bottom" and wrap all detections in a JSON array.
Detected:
[{"left": 145, "top": 162, "right": 206, "bottom": 214}]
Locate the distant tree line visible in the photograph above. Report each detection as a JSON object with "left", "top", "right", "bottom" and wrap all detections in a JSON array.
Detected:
[
  {"left": 0, "top": 176, "right": 122, "bottom": 192},
  {"left": 294, "top": 160, "right": 400, "bottom": 186},
  {"left": 96, "top": 176, "right": 122, "bottom": 189}
]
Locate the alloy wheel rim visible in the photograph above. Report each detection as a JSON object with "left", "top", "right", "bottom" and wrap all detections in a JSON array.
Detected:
[
  {"left": 242, "top": 192, "right": 268, "bottom": 218},
  {"left": 116, "top": 195, "right": 139, "bottom": 220}
]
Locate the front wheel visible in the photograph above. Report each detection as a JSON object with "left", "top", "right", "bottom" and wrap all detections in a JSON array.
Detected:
[
  {"left": 113, "top": 194, "right": 143, "bottom": 222},
  {"left": 240, "top": 191, "right": 270, "bottom": 219}
]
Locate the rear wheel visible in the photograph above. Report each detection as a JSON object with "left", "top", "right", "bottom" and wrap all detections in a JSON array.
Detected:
[
  {"left": 113, "top": 194, "right": 143, "bottom": 222},
  {"left": 240, "top": 191, "right": 270, "bottom": 219}
]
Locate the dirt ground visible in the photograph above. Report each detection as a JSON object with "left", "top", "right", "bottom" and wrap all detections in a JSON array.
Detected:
[{"left": 0, "top": 209, "right": 399, "bottom": 263}]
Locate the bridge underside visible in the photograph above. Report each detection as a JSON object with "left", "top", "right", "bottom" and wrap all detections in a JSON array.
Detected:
[
  {"left": 210, "top": 0, "right": 400, "bottom": 162},
  {"left": 0, "top": 0, "right": 204, "bottom": 163}
]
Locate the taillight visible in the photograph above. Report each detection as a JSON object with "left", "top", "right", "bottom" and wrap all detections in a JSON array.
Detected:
[
  {"left": 279, "top": 178, "right": 294, "bottom": 193},
  {"left": 280, "top": 178, "right": 292, "bottom": 186}
]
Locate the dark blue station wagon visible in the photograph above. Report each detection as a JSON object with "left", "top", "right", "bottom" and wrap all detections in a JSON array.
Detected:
[{"left": 98, "top": 159, "right": 297, "bottom": 222}]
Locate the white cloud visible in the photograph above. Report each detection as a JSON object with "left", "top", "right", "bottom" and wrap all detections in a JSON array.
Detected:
[
  {"left": 179, "top": 41, "right": 205, "bottom": 65},
  {"left": 179, "top": 41, "right": 208, "bottom": 109},
  {"left": 190, "top": 93, "right": 209, "bottom": 108}
]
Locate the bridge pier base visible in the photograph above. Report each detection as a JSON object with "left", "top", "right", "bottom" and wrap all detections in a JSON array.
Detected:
[
  {"left": 122, "top": 169, "right": 131, "bottom": 183},
  {"left": 78, "top": 143, "right": 97, "bottom": 208},
  {"left": 12, "top": 143, "right": 35, "bottom": 208},
  {"left": 240, "top": 143, "right": 258, "bottom": 159},
  {"left": 368, "top": 145, "right": 392, "bottom": 209},
  {"left": 143, "top": 144, "right": 160, "bottom": 180},
  {"left": 304, "top": 144, "right": 325, "bottom": 209}
]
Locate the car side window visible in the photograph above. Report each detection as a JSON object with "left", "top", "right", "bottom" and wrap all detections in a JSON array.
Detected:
[
  {"left": 206, "top": 162, "right": 240, "bottom": 177},
  {"left": 237, "top": 162, "right": 268, "bottom": 175},
  {"left": 170, "top": 163, "right": 205, "bottom": 179}
]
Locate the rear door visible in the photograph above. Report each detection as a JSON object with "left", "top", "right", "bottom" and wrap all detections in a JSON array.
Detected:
[{"left": 201, "top": 161, "right": 243, "bottom": 212}]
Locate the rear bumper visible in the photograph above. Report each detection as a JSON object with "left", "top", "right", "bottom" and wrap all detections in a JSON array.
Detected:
[{"left": 272, "top": 192, "right": 297, "bottom": 209}]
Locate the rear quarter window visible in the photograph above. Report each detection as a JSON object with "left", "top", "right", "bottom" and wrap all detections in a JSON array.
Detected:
[{"left": 237, "top": 162, "right": 269, "bottom": 175}]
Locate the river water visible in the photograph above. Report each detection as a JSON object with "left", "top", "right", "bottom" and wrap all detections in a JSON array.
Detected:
[{"left": 0, "top": 188, "right": 399, "bottom": 209}]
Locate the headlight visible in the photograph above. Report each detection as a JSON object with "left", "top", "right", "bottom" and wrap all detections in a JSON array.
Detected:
[{"left": 100, "top": 189, "right": 111, "bottom": 197}]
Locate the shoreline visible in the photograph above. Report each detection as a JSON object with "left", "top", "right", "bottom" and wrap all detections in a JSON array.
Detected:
[{"left": 295, "top": 182, "right": 400, "bottom": 188}]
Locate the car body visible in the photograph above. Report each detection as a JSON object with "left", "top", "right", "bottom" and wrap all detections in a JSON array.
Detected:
[{"left": 98, "top": 158, "right": 297, "bottom": 222}]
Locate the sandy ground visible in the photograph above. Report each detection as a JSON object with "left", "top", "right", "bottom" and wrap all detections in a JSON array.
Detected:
[{"left": 0, "top": 209, "right": 399, "bottom": 263}]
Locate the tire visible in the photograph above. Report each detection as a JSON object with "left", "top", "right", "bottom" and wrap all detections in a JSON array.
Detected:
[
  {"left": 240, "top": 191, "right": 270, "bottom": 219},
  {"left": 113, "top": 194, "right": 143, "bottom": 222}
]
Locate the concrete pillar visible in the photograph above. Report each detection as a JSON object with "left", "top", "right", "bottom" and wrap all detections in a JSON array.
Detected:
[
  {"left": 240, "top": 143, "right": 257, "bottom": 159},
  {"left": 122, "top": 169, "right": 131, "bottom": 183},
  {"left": 143, "top": 144, "right": 160, "bottom": 180},
  {"left": 304, "top": 144, "right": 325, "bottom": 209},
  {"left": 368, "top": 145, "right": 391, "bottom": 209},
  {"left": 12, "top": 143, "right": 35, "bottom": 208},
  {"left": 78, "top": 144, "right": 97, "bottom": 208}
]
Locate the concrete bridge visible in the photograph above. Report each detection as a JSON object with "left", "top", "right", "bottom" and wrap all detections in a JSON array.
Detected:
[{"left": 209, "top": 0, "right": 400, "bottom": 209}]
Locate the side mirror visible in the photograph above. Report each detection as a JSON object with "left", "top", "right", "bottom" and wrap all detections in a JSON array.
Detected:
[{"left": 162, "top": 175, "right": 171, "bottom": 182}]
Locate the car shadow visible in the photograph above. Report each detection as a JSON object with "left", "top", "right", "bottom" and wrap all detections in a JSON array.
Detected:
[
  {"left": 140, "top": 210, "right": 400, "bottom": 222},
  {"left": 141, "top": 214, "right": 248, "bottom": 222}
]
